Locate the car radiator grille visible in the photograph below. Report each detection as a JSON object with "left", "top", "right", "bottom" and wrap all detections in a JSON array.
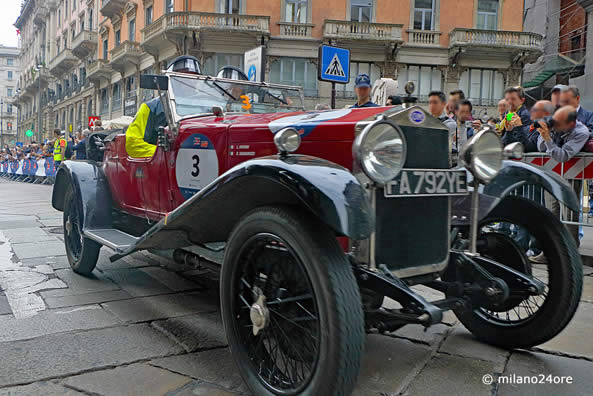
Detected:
[{"left": 375, "top": 125, "right": 451, "bottom": 275}]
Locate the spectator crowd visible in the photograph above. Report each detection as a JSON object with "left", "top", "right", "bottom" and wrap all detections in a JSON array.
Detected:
[
  {"left": 429, "top": 84, "right": 593, "bottom": 163},
  {"left": 1, "top": 127, "right": 96, "bottom": 171}
]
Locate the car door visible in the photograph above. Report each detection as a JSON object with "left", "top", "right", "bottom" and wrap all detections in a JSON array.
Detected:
[{"left": 161, "top": 121, "right": 229, "bottom": 212}]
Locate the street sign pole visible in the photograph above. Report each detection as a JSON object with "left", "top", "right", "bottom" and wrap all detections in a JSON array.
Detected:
[
  {"left": 318, "top": 45, "right": 350, "bottom": 109},
  {"left": 331, "top": 83, "right": 336, "bottom": 109}
]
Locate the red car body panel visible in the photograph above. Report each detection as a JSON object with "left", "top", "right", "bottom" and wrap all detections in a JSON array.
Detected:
[{"left": 103, "top": 107, "right": 389, "bottom": 220}]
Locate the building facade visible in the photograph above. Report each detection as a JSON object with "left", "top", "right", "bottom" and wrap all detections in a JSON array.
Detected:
[
  {"left": 0, "top": 45, "right": 19, "bottom": 146},
  {"left": 574, "top": 0, "right": 592, "bottom": 108},
  {"left": 15, "top": 0, "right": 99, "bottom": 143},
  {"left": 15, "top": 0, "right": 544, "bottom": 139},
  {"left": 523, "top": 0, "right": 588, "bottom": 99}
]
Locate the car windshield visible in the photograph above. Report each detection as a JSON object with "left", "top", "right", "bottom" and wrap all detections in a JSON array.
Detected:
[{"left": 169, "top": 75, "right": 304, "bottom": 117}]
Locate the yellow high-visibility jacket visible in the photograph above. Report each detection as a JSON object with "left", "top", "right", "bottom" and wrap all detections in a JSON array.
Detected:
[
  {"left": 53, "top": 138, "right": 67, "bottom": 161},
  {"left": 125, "top": 103, "right": 157, "bottom": 158}
]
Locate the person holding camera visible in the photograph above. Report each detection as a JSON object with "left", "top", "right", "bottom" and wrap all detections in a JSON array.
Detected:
[
  {"left": 536, "top": 105, "right": 589, "bottom": 162},
  {"left": 502, "top": 86, "right": 532, "bottom": 147}
]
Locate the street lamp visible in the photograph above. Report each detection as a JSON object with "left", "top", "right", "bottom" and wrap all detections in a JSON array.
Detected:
[{"left": 34, "top": 64, "right": 43, "bottom": 143}]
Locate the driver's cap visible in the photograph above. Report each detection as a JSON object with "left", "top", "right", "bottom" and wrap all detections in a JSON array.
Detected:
[
  {"left": 166, "top": 55, "right": 201, "bottom": 75},
  {"left": 216, "top": 65, "right": 249, "bottom": 81}
]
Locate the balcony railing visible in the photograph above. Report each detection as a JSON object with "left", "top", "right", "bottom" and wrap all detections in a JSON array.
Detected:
[
  {"left": 323, "top": 20, "right": 403, "bottom": 42},
  {"left": 49, "top": 49, "right": 78, "bottom": 75},
  {"left": 100, "top": 0, "right": 126, "bottom": 20},
  {"left": 72, "top": 30, "right": 98, "bottom": 58},
  {"left": 277, "top": 22, "right": 314, "bottom": 38},
  {"left": 142, "top": 12, "right": 270, "bottom": 44},
  {"left": 33, "top": 5, "right": 49, "bottom": 26},
  {"left": 406, "top": 29, "right": 441, "bottom": 46},
  {"left": 87, "top": 59, "right": 112, "bottom": 82},
  {"left": 110, "top": 41, "right": 142, "bottom": 62},
  {"left": 449, "top": 28, "right": 543, "bottom": 50}
]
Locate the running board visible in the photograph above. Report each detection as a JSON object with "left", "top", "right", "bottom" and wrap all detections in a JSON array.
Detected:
[{"left": 84, "top": 229, "right": 139, "bottom": 253}]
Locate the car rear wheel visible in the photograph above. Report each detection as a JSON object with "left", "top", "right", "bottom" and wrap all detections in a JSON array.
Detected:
[
  {"left": 63, "top": 186, "right": 101, "bottom": 276},
  {"left": 453, "top": 196, "right": 582, "bottom": 349},
  {"left": 220, "top": 206, "right": 364, "bottom": 396}
]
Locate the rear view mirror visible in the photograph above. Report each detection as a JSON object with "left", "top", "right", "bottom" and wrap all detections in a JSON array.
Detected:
[{"left": 140, "top": 74, "right": 169, "bottom": 91}]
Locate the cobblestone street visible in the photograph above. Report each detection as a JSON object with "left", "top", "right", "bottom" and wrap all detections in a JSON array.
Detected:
[{"left": 0, "top": 179, "right": 592, "bottom": 396}]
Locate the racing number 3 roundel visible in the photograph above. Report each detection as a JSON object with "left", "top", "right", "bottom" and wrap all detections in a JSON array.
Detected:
[{"left": 175, "top": 134, "right": 219, "bottom": 199}]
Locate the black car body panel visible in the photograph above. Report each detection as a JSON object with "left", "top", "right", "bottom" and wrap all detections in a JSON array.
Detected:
[
  {"left": 451, "top": 160, "right": 579, "bottom": 226},
  {"left": 109, "top": 155, "right": 374, "bottom": 261},
  {"left": 52, "top": 161, "right": 114, "bottom": 231}
]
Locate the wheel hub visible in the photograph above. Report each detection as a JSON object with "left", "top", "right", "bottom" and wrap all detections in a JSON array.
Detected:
[
  {"left": 65, "top": 218, "right": 72, "bottom": 234},
  {"left": 250, "top": 294, "right": 269, "bottom": 336}
]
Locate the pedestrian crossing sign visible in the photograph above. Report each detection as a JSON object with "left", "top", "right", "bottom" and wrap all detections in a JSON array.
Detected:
[{"left": 318, "top": 45, "right": 350, "bottom": 84}]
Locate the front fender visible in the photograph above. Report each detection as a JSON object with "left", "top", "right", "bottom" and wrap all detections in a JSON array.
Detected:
[
  {"left": 484, "top": 160, "right": 579, "bottom": 212},
  {"left": 52, "top": 160, "right": 113, "bottom": 231},
  {"left": 110, "top": 155, "right": 374, "bottom": 260},
  {"left": 452, "top": 160, "right": 579, "bottom": 226}
]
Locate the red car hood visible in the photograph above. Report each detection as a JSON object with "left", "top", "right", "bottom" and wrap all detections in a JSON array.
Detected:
[{"left": 180, "top": 107, "right": 390, "bottom": 142}]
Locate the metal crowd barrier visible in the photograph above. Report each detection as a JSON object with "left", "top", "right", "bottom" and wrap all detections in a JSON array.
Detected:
[
  {"left": 516, "top": 153, "right": 593, "bottom": 227},
  {"left": 0, "top": 158, "right": 58, "bottom": 185}
]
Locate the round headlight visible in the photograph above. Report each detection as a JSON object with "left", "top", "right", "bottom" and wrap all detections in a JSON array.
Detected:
[
  {"left": 274, "top": 128, "right": 301, "bottom": 154},
  {"left": 460, "top": 129, "right": 503, "bottom": 183},
  {"left": 353, "top": 120, "right": 407, "bottom": 184}
]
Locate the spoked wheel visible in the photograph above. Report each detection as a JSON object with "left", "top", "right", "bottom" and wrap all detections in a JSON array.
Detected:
[
  {"left": 453, "top": 196, "right": 583, "bottom": 349},
  {"left": 221, "top": 207, "right": 364, "bottom": 396},
  {"left": 63, "top": 186, "right": 100, "bottom": 276}
]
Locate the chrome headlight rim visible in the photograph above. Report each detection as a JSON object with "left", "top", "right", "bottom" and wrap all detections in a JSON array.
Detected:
[
  {"left": 460, "top": 128, "right": 503, "bottom": 183},
  {"left": 353, "top": 118, "right": 407, "bottom": 185},
  {"left": 274, "top": 127, "right": 301, "bottom": 154}
]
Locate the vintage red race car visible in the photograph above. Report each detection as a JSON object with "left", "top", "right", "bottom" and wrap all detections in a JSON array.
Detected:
[{"left": 52, "top": 72, "right": 582, "bottom": 396}]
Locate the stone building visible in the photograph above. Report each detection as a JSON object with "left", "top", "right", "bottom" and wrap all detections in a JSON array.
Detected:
[
  {"left": 0, "top": 45, "right": 19, "bottom": 146},
  {"left": 14, "top": 0, "right": 544, "bottom": 137}
]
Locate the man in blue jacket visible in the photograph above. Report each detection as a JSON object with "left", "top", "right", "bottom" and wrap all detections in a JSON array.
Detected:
[
  {"left": 560, "top": 86, "right": 593, "bottom": 134},
  {"left": 501, "top": 86, "right": 532, "bottom": 148}
]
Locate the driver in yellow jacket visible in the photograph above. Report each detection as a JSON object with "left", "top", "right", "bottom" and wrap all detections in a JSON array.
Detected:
[{"left": 125, "top": 55, "right": 201, "bottom": 158}]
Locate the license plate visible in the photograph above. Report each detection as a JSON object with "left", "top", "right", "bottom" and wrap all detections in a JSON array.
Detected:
[{"left": 384, "top": 169, "right": 469, "bottom": 197}]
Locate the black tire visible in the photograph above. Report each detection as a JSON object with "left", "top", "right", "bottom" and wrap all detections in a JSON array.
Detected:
[
  {"left": 63, "top": 186, "right": 101, "bottom": 276},
  {"left": 454, "top": 196, "right": 583, "bottom": 349},
  {"left": 220, "top": 206, "right": 364, "bottom": 396}
]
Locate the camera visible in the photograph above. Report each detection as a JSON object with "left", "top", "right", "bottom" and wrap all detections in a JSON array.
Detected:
[{"left": 534, "top": 116, "right": 554, "bottom": 129}]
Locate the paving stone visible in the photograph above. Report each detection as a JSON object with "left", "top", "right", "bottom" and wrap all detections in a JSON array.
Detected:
[
  {"left": 0, "top": 324, "right": 183, "bottom": 387},
  {"left": 539, "top": 301, "right": 593, "bottom": 359},
  {"left": 499, "top": 350, "right": 593, "bottom": 395},
  {"left": 1, "top": 227, "right": 57, "bottom": 244},
  {"left": 150, "top": 348, "right": 247, "bottom": 392},
  {"left": 102, "top": 292, "right": 217, "bottom": 323},
  {"left": 0, "top": 293, "right": 11, "bottom": 315},
  {"left": 63, "top": 363, "right": 191, "bottom": 396},
  {"left": 21, "top": 255, "right": 71, "bottom": 270},
  {"left": 403, "top": 353, "right": 499, "bottom": 396},
  {"left": 102, "top": 268, "right": 172, "bottom": 297},
  {"left": 581, "top": 275, "right": 593, "bottom": 303},
  {"left": 0, "top": 220, "right": 41, "bottom": 230},
  {"left": 10, "top": 240, "right": 66, "bottom": 259},
  {"left": 140, "top": 267, "right": 201, "bottom": 292},
  {"left": 0, "top": 305, "right": 119, "bottom": 343},
  {"left": 44, "top": 289, "right": 133, "bottom": 309},
  {"left": 152, "top": 312, "right": 226, "bottom": 352},
  {"left": 40, "top": 269, "right": 120, "bottom": 298},
  {"left": 353, "top": 334, "right": 433, "bottom": 395},
  {"left": 438, "top": 327, "right": 510, "bottom": 365},
  {"left": 390, "top": 323, "right": 452, "bottom": 346},
  {"left": 172, "top": 381, "right": 241, "bottom": 396},
  {"left": 37, "top": 218, "right": 63, "bottom": 227},
  {"left": 0, "top": 381, "right": 86, "bottom": 396}
]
